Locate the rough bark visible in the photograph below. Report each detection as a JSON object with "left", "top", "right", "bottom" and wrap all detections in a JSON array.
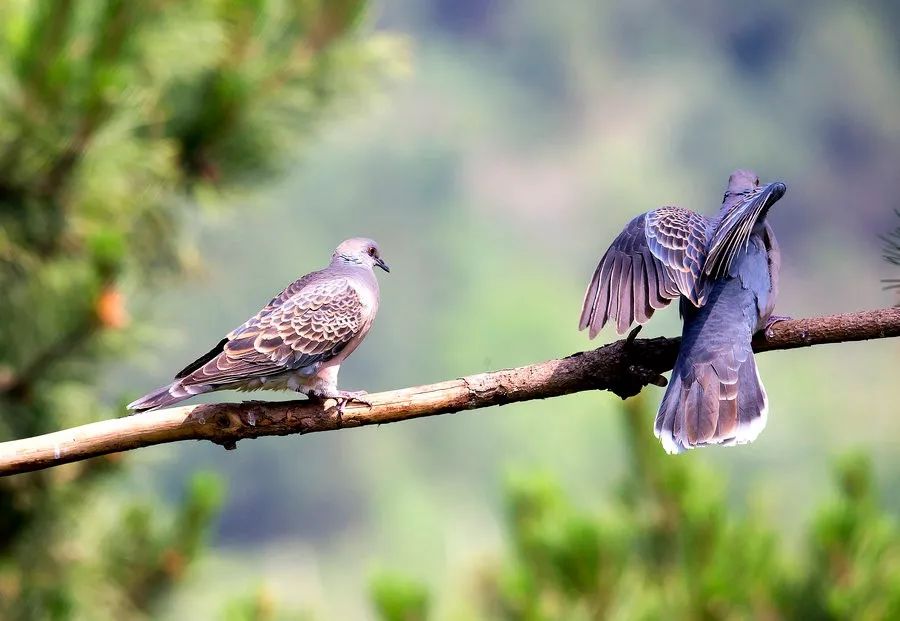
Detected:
[{"left": 0, "top": 307, "right": 897, "bottom": 477}]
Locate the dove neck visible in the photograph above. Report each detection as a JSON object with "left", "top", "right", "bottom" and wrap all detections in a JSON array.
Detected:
[
  {"left": 330, "top": 256, "right": 379, "bottom": 296},
  {"left": 330, "top": 254, "right": 377, "bottom": 280},
  {"left": 332, "top": 253, "right": 366, "bottom": 267}
]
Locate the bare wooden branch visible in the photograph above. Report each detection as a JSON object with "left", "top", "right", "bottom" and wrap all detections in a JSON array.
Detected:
[{"left": 1, "top": 307, "right": 897, "bottom": 476}]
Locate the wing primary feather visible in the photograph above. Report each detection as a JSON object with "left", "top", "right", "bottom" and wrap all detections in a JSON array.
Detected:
[
  {"left": 643, "top": 250, "right": 665, "bottom": 309},
  {"left": 706, "top": 194, "right": 770, "bottom": 279},
  {"left": 632, "top": 254, "right": 651, "bottom": 323},
  {"left": 175, "top": 338, "right": 228, "bottom": 379},
  {"left": 728, "top": 203, "right": 763, "bottom": 276},
  {"left": 723, "top": 205, "right": 757, "bottom": 276},
  {"left": 712, "top": 218, "right": 744, "bottom": 279},
  {"left": 579, "top": 261, "right": 603, "bottom": 331},
  {"left": 590, "top": 275, "right": 613, "bottom": 339},
  {"left": 616, "top": 260, "right": 634, "bottom": 335},
  {"left": 606, "top": 254, "right": 623, "bottom": 333}
]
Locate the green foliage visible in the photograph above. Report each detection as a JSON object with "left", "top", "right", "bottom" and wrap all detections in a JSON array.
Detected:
[
  {"left": 370, "top": 571, "right": 430, "bottom": 621},
  {"left": 373, "top": 398, "right": 900, "bottom": 620},
  {"left": 0, "top": 0, "right": 397, "bottom": 618},
  {"left": 0, "top": 471, "right": 223, "bottom": 620},
  {"left": 221, "top": 587, "right": 312, "bottom": 621},
  {"left": 100, "top": 472, "right": 225, "bottom": 611},
  {"left": 791, "top": 453, "right": 900, "bottom": 620}
]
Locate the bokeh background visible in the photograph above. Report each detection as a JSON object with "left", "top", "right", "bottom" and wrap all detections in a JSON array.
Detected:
[{"left": 1, "top": 0, "right": 898, "bottom": 619}]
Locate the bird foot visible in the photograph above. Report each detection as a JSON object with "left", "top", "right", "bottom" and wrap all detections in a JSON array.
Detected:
[
  {"left": 611, "top": 364, "right": 668, "bottom": 399},
  {"left": 310, "top": 390, "right": 371, "bottom": 421},
  {"left": 608, "top": 325, "right": 667, "bottom": 399},
  {"left": 764, "top": 314, "right": 791, "bottom": 339}
]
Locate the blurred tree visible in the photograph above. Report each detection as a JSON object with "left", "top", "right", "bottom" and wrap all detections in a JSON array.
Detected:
[
  {"left": 0, "top": 0, "right": 400, "bottom": 618},
  {"left": 372, "top": 398, "right": 900, "bottom": 620}
]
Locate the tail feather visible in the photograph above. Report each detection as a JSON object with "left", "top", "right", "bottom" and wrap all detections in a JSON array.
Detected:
[
  {"left": 736, "top": 355, "right": 768, "bottom": 441},
  {"left": 655, "top": 353, "right": 767, "bottom": 454},
  {"left": 715, "top": 393, "right": 739, "bottom": 440},
  {"left": 127, "top": 380, "right": 210, "bottom": 413},
  {"left": 656, "top": 374, "right": 683, "bottom": 454}
]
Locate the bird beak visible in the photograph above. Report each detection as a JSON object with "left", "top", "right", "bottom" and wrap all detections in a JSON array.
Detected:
[{"left": 374, "top": 257, "right": 390, "bottom": 273}]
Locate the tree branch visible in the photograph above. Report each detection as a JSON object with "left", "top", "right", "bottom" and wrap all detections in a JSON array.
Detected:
[{"left": 1, "top": 308, "right": 897, "bottom": 477}]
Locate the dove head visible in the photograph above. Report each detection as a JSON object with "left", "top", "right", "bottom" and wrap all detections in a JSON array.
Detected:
[
  {"left": 725, "top": 169, "right": 761, "bottom": 196},
  {"left": 332, "top": 237, "right": 390, "bottom": 273}
]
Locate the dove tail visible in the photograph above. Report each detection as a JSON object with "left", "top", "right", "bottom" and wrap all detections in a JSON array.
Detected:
[
  {"left": 654, "top": 352, "right": 768, "bottom": 454},
  {"left": 127, "top": 380, "right": 210, "bottom": 413}
]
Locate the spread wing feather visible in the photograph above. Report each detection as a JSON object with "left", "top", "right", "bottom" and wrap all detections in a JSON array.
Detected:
[
  {"left": 178, "top": 275, "right": 366, "bottom": 388},
  {"left": 579, "top": 207, "right": 710, "bottom": 337},
  {"left": 705, "top": 182, "right": 785, "bottom": 280}
]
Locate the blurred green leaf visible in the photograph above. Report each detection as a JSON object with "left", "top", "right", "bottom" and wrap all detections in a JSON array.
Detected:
[{"left": 370, "top": 571, "right": 430, "bottom": 621}]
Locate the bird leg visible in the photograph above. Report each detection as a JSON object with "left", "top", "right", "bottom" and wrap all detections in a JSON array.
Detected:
[{"left": 763, "top": 314, "right": 792, "bottom": 339}]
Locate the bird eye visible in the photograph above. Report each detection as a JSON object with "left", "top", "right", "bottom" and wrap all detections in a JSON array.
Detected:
[
  {"left": 368, "top": 247, "right": 376, "bottom": 256},
  {"left": 755, "top": 177, "right": 760, "bottom": 186}
]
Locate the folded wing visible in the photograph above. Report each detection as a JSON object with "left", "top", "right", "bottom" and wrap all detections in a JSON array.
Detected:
[
  {"left": 176, "top": 276, "right": 366, "bottom": 389},
  {"left": 579, "top": 207, "right": 710, "bottom": 337}
]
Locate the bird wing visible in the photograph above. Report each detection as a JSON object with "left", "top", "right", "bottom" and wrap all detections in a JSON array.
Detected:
[
  {"left": 176, "top": 275, "right": 367, "bottom": 388},
  {"left": 579, "top": 207, "right": 710, "bottom": 337},
  {"left": 704, "top": 182, "right": 785, "bottom": 280}
]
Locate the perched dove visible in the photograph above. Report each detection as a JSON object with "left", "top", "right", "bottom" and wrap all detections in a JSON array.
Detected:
[
  {"left": 579, "top": 170, "right": 786, "bottom": 453},
  {"left": 128, "top": 237, "right": 389, "bottom": 413}
]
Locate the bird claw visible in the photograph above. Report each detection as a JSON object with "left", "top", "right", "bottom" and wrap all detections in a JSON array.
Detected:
[
  {"left": 764, "top": 314, "right": 791, "bottom": 339},
  {"left": 625, "top": 325, "right": 643, "bottom": 347},
  {"left": 607, "top": 326, "right": 665, "bottom": 399},
  {"left": 611, "top": 364, "right": 667, "bottom": 400},
  {"left": 311, "top": 390, "right": 371, "bottom": 422},
  {"left": 631, "top": 365, "right": 668, "bottom": 388},
  {"left": 335, "top": 390, "right": 371, "bottom": 408}
]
